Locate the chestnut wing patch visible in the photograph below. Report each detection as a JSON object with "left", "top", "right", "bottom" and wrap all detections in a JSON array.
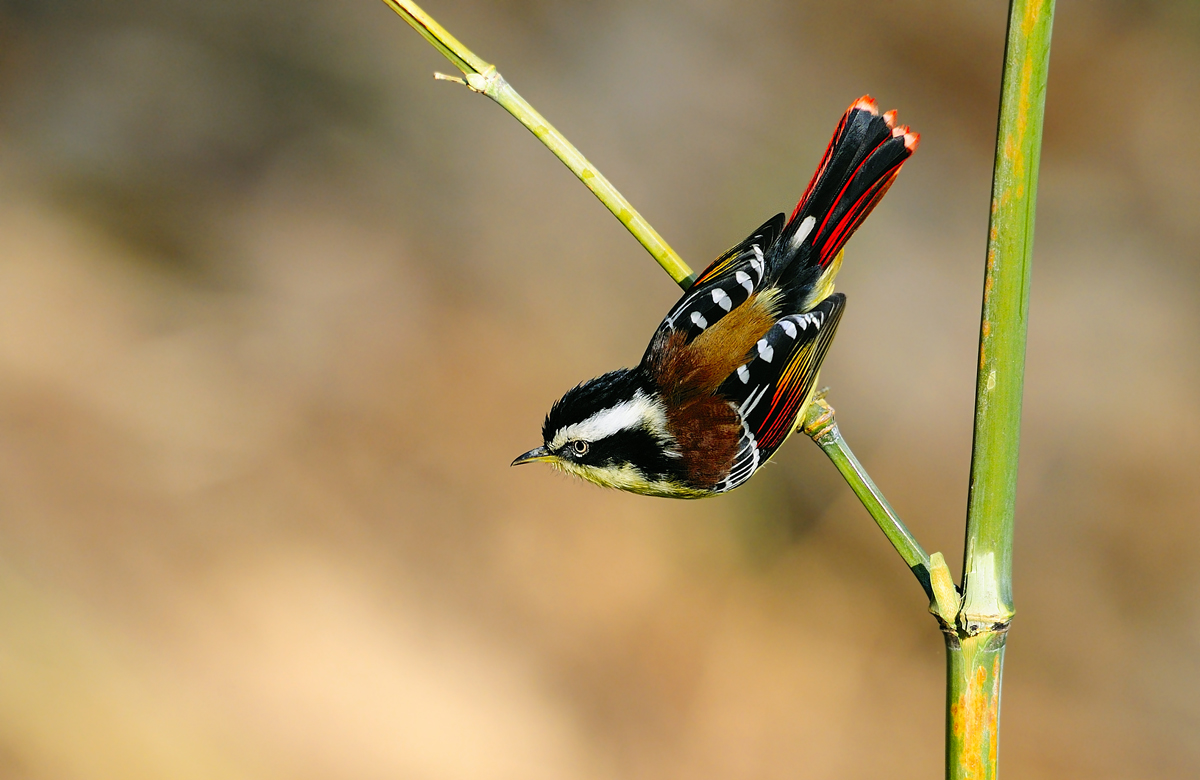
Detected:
[{"left": 714, "top": 294, "right": 846, "bottom": 492}]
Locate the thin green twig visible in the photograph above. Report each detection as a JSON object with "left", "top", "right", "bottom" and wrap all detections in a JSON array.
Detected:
[
  {"left": 378, "top": 0, "right": 696, "bottom": 288},
  {"left": 800, "top": 399, "right": 940, "bottom": 601}
]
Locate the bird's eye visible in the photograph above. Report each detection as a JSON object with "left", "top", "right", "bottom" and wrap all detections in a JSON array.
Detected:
[{"left": 571, "top": 440, "right": 589, "bottom": 457}]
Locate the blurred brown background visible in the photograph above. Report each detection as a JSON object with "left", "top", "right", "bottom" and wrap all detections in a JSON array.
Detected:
[{"left": 1, "top": 0, "right": 1198, "bottom": 777}]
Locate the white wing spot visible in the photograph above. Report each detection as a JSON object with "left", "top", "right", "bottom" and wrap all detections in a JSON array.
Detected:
[
  {"left": 737, "top": 365, "right": 750, "bottom": 384},
  {"left": 780, "top": 320, "right": 797, "bottom": 338},
  {"left": 757, "top": 339, "right": 774, "bottom": 363},
  {"left": 789, "top": 215, "right": 817, "bottom": 250},
  {"left": 735, "top": 270, "right": 753, "bottom": 294},
  {"left": 711, "top": 288, "right": 733, "bottom": 312},
  {"left": 690, "top": 311, "right": 708, "bottom": 329},
  {"left": 750, "top": 245, "right": 765, "bottom": 277},
  {"left": 740, "top": 384, "right": 769, "bottom": 416},
  {"left": 796, "top": 316, "right": 808, "bottom": 331}
]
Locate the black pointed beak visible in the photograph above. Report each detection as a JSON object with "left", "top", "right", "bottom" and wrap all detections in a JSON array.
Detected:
[{"left": 511, "top": 446, "right": 555, "bottom": 466}]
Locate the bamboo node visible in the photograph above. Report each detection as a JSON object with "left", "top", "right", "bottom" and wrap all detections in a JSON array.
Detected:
[{"left": 465, "top": 65, "right": 498, "bottom": 94}]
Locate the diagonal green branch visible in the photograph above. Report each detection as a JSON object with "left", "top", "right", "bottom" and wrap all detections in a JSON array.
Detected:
[
  {"left": 801, "top": 399, "right": 931, "bottom": 581},
  {"left": 379, "top": 0, "right": 487, "bottom": 75},
  {"left": 386, "top": 0, "right": 946, "bottom": 609},
  {"left": 378, "top": 0, "right": 696, "bottom": 288},
  {"left": 801, "top": 398, "right": 962, "bottom": 625}
]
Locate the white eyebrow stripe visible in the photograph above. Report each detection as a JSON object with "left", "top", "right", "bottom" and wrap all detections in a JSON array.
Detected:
[{"left": 549, "top": 391, "right": 667, "bottom": 451}]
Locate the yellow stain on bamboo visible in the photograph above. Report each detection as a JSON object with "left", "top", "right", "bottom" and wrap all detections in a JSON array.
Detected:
[
  {"left": 1000, "top": 4, "right": 1043, "bottom": 214},
  {"left": 954, "top": 657, "right": 1003, "bottom": 779},
  {"left": 1022, "top": 0, "right": 1042, "bottom": 36},
  {"left": 1014, "top": 58, "right": 1033, "bottom": 181},
  {"left": 988, "top": 656, "right": 1002, "bottom": 772}
]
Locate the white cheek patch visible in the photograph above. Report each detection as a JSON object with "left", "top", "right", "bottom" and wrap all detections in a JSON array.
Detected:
[{"left": 549, "top": 390, "right": 668, "bottom": 451}]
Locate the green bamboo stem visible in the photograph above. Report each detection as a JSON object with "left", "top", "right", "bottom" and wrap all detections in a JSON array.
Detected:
[
  {"left": 946, "top": 633, "right": 1007, "bottom": 779},
  {"left": 948, "top": 0, "right": 1055, "bottom": 777},
  {"left": 378, "top": 0, "right": 696, "bottom": 288}
]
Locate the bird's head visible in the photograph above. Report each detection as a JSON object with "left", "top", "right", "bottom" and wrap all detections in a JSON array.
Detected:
[{"left": 512, "top": 368, "right": 692, "bottom": 496}]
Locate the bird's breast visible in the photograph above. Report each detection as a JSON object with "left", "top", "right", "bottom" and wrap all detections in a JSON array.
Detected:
[{"left": 664, "top": 395, "right": 742, "bottom": 490}]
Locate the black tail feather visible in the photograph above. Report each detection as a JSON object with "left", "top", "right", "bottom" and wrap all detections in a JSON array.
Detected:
[{"left": 771, "top": 96, "right": 918, "bottom": 280}]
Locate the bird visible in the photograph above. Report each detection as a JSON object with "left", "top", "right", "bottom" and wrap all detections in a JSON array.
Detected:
[{"left": 512, "top": 96, "right": 919, "bottom": 498}]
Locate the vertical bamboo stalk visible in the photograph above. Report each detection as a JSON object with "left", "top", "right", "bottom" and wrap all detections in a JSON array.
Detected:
[{"left": 949, "top": 0, "right": 1054, "bottom": 777}]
